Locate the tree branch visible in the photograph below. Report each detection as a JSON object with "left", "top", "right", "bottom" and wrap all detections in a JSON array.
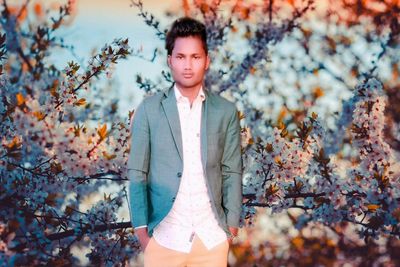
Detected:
[{"left": 46, "top": 221, "right": 132, "bottom": 241}]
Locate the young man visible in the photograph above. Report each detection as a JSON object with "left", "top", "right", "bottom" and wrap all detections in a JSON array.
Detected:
[{"left": 128, "top": 17, "right": 242, "bottom": 267}]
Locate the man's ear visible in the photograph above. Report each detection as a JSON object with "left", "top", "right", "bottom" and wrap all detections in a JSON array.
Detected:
[
  {"left": 205, "top": 54, "right": 210, "bottom": 70},
  {"left": 167, "top": 55, "right": 171, "bottom": 67}
]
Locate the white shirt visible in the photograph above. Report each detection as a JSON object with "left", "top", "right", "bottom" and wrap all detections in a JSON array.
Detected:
[{"left": 151, "top": 85, "right": 227, "bottom": 253}]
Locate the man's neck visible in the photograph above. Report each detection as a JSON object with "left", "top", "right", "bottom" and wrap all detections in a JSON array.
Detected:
[{"left": 176, "top": 85, "right": 202, "bottom": 104}]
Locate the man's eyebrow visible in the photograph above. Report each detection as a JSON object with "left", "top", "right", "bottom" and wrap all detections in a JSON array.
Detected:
[{"left": 175, "top": 53, "right": 202, "bottom": 56}]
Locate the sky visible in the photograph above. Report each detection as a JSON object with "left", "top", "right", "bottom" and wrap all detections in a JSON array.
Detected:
[
  {"left": 9, "top": 0, "right": 382, "bottom": 126},
  {"left": 46, "top": 0, "right": 182, "bottom": 116},
  {"left": 9, "top": 0, "right": 351, "bottom": 120}
]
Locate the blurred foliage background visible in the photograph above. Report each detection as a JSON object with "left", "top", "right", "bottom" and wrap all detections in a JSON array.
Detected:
[{"left": 1, "top": 0, "right": 399, "bottom": 266}]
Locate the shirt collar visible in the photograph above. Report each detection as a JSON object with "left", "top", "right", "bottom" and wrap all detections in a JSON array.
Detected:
[{"left": 174, "top": 85, "right": 206, "bottom": 103}]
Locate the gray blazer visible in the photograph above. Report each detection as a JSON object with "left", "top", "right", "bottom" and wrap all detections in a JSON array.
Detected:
[{"left": 127, "top": 86, "right": 243, "bottom": 237}]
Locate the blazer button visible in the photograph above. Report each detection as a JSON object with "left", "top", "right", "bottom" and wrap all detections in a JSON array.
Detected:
[{"left": 177, "top": 172, "right": 182, "bottom": 178}]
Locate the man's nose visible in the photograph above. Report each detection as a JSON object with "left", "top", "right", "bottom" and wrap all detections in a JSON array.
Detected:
[{"left": 184, "top": 58, "right": 192, "bottom": 69}]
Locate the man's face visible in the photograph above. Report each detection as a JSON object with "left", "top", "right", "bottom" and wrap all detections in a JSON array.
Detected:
[{"left": 167, "top": 36, "right": 210, "bottom": 91}]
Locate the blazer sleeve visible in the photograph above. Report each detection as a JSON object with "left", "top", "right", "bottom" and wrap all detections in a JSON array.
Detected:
[
  {"left": 127, "top": 100, "right": 150, "bottom": 228},
  {"left": 221, "top": 106, "right": 243, "bottom": 228}
]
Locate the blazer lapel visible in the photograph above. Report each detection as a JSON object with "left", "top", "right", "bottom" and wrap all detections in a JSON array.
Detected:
[
  {"left": 201, "top": 89, "right": 209, "bottom": 172},
  {"left": 161, "top": 87, "right": 183, "bottom": 161}
]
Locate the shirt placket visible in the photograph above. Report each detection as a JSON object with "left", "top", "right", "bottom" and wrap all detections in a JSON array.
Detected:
[
  {"left": 192, "top": 102, "right": 203, "bottom": 227},
  {"left": 181, "top": 98, "right": 196, "bottom": 243}
]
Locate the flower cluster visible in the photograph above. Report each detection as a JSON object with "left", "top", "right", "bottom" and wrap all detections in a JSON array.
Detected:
[
  {"left": 0, "top": 4, "right": 136, "bottom": 264},
  {"left": 243, "top": 77, "right": 399, "bottom": 240},
  {"left": 0, "top": 222, "right": 14, "bottom": 267},
  {"left": 346, "top": 77, "right": 399, "bottom": 238}
]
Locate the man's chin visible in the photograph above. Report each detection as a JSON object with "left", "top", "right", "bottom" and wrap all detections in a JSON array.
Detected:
[{"left": 176, "top": 81, "right": 201, "bottom": 89}]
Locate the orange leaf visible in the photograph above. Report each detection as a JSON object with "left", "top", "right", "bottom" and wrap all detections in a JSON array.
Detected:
[
  {"left": 277, "top": 107, "right": 287, "bottom": 124},
  {"left": 340, "top": 36, "right": 352, "bottom": 46},
  {"left": 182, "top": 0, "right": 190, "bottom": 16},
  {"left": 237, "top": 111, "right": 245, "bottom": 120},
  {"left": 6, "top": 136, "right": 22, "bottom": 152},
  {"left": 33, "top": 111, "right": 45, "bottom": 121},
  {"left": 351, "top": 65, "right": 358, "bottom": 77},
  {"left": 274, "top": 156, "right": 282, "bottom": 165},
  {"left": 128, "top": 109, "right": 135, "bottom": 124},
  {"left": 244, "top": 30, "right": 252, "bottom": 39},
  {"left": 326, "top": 36, "right": 336, "bottom": 51},
  {"left": 266, "top": 183, "right": 279, "bottom": 196},
  {"left": 19, "top": 6, "right": 28, "bottom": 22},
  {"left": 326, "top": 238, "right": 336, "bottom": 247},
  {"left": 97, "top": 124, "right": 108, "bottom": 141},
  {"left": 234, "top": 6, "right": 250, "bottom": 20},
  {"left": 265, "top": 143, "right": 274, "bottom": 153},
  {"left": 22, "top": 62, "right": 30, "bottom": 73},
  {"left": 16, "top": 93, "right": 25, "bottom": 106},
  {"left": 392, "top": 63, "right": 399, "bottom": 81},
  {"left": 50, "top": 80, "right": 59, "bottom": 98},
  {"left": 74, "top": 98, "right": 87, "bottom": 106},
  {"left": 311, "top": 112, "right": 318, "bottom": 120},
  {"left": 34, "top": 3, "right": 43, "bottom": 17},
  {"left": 312, "top": 87, "right": 324, "bottom": 99},
  {"left": 73, "top": 124, "right": 86, "bottom": 137},
  {"left": 301, "top": 28, "right": 312, "bottom": 39},
  {"left": 200, "top": 3, "right": 209, "bottom": 13},
  {"left": 102, "top": 151, "right": 116, "bottom": 160},
  {"left": 367, "top": 204, "right": 379, "bottom": 212},
  {"left": 292, "top": 236, "right": 304, "bottom": 249},
  {"left": 50, "top": 162, "right": 63, "bottom": 174},
  {"left": 13, "top": 5, "right": 27, "bottom": 22},
  {"left": 45, "top": 193, "right": 59, "bottom": 206}
]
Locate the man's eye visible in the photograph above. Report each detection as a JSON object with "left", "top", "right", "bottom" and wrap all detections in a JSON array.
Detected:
[
  {"left": 177, "top": 56, "right": 183, "bottom": 59},
  {"left": 194, "top": 56, "right": 201, "bottom": 59}
]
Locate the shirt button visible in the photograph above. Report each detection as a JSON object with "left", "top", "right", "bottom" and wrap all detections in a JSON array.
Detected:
[{"left": 177, "top": 172, "right": 182, "bottom": 178}]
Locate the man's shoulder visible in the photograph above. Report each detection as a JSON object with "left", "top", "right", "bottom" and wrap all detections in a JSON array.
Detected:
[
  {"left": 139, "top": 89, "right": 168, "bottom": 107},
  {"left": 208, "top": 91, "right": 237, "bottom": 113}
]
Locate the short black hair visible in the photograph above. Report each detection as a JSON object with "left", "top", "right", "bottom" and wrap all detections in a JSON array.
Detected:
[{"left": 165, "top": 17, "right": 208, "bottom": 56}]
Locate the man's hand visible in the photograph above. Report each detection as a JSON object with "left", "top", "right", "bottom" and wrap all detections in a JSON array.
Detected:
[
  {"left": 228, "top": 227, "right": 239, "bottom": 245},
  {"left": 135, "top": 227, "right": 151, "bottom": 251}
]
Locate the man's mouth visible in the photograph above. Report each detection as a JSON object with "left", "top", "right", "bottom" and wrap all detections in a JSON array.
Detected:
[{"left": 183, "top": 73, "right": 194, "bottom": 78}]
